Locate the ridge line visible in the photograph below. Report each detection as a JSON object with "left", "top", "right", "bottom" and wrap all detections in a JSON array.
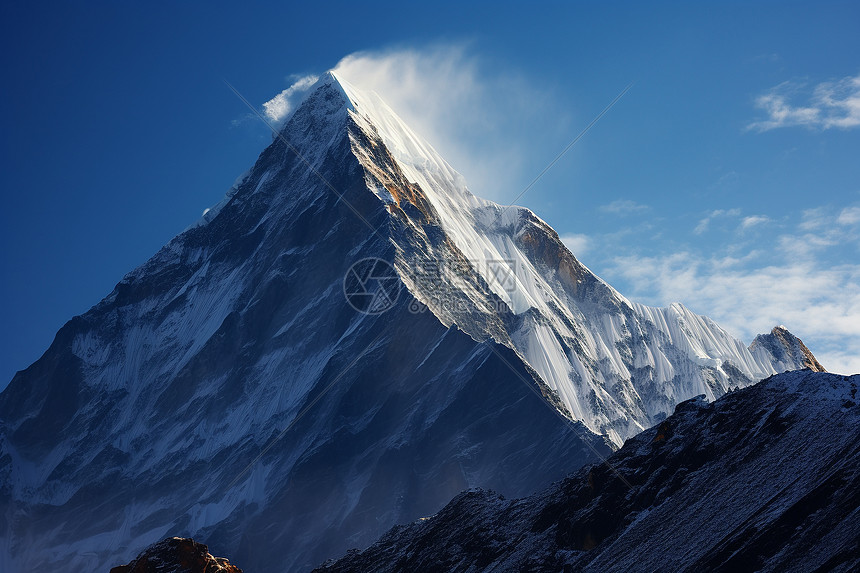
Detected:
[{"left": 223, "top": 79, "right": 386, "bottom": 242}]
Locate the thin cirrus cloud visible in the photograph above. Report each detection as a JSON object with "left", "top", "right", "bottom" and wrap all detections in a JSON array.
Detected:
[
  {"left": 259, "top": 45, "right": 571, "bottom": 202},
  {"left": 747, "top": 73, "right": 860, "bottom": 131},
  {"left": 837, "top": 206, "right": 860, "bottom": 225},
  {"left": 602, "top": 205, "right": 860, "bottom": 376},
  {"left": 599, "top": 199, "right": 650, "bottom": 215},
  {"left": 740, "top": 215, "right": 771, "bottom": 230},
  {"left": 694, "top": 208, "right": 741, "bottom": 235}
]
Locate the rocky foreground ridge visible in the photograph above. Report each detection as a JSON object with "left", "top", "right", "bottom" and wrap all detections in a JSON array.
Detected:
[{"left": 316, "top": 370, "right": 860, "bottom": 573}]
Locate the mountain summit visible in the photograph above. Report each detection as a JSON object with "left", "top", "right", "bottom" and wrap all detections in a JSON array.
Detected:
[{"left": 0, "top": 72, "right": 819, "bottom": 571}]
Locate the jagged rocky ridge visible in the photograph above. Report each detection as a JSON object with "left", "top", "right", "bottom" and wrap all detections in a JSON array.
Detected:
[
  {"left": 317, "top": 370, "right": 860, "bottom": 573},
  {"left": 0, "top": 72, "right": 821, "bottom": 572}
]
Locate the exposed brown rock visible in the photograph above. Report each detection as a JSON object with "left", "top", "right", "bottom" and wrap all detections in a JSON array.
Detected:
[
  {"left": 750, "top": 325, "right": 826, "bottom": 373},
  {"left": 770, "top": 326, "right": 825, "bottom": 372},
  {"left": 109, "top": 537, "right": 242, "bottom": 573}
]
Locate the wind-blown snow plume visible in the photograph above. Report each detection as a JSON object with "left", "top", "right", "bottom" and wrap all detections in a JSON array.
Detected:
[
  {"left": 330, "top": 45, "right": 569, "bottom": 201},
  {"left": 262, "top": 74, "right": 319, "bottom": 123}
]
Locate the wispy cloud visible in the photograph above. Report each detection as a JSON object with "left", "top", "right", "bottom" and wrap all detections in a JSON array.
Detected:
[
  {"left": 747, "top": 73, "right": 860, "bottom": 132},
  {"left": 560, "top": 233, "right": 590, "bottom": 256},
  {"left": 740, "top": 215, "right": 771, "bottom": 230},
  {"left": 837, "top": 206, "right": 860, "bottom": 226},
  {"left": 694, "top": 208, "right": 741, "bottom": 235},
  {"left": 599, "top": 199, "right": 650, "bottom": 215},
  {"left": 602, "top": 205, "right": 860, "bottom": 375},
  {"left": 799, "top": 207, "right": 830, "bottom": 231}
]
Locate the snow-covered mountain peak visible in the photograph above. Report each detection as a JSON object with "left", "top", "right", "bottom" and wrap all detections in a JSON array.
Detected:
[
  {"left": 0, "top": 65, "right": 827, "bottom": 572},
  {"left": 185, "top": 74, "right": 823, "bottom": 447},
  {"left": 312, "top": 70, "right": 355, "bottom": 110},
  {"left": 297, "top": 76, "right": 822, "bottom": 445}
]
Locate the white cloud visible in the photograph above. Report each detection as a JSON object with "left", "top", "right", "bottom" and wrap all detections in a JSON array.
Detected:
[
  {"left": 740, "top": 215, "right": 770, "bottom": 229},
  {"left": 837, "top": 206, "right": 860, "bottom": 226},
  {"left": 608, "top": 252, "right": 860, "bottom": 375},
  {"left": 799, "top": 207, "right": 829, "bottom": 231},
  {"left": 815, "top": 75, "right": 860, "bottom": 128},
  {"left": 599, "top": 199, "right": 649, "bottom": 215},
  {"left": 748, "top": 92, "right": 820, "bottom": 131},
  {"left": 560, "top": 233, "right": 590, "bottom": 256},
  {"left": 262, "top": 74, "right": 319, "bottom": 123},
  {"left": 748, "top": 73, "right": 860, "bottom": 131},
  {"left": 814, "top": 350, "right": 860, "bottom": 379},
  {"left": 694, "top": 208, "right": 741, "bottom": 234},
  {"left": 601, "top": 206, "right": 860, "bottom": 375}
]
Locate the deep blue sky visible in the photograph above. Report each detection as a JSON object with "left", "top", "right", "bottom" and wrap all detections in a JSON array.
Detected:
[{"left": 2, "top": 0, "right": 859, "bottom": 388}]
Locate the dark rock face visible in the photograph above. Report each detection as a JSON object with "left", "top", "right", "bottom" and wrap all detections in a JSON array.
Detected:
[
  {"left": 109, "top": 537, "right": 242, "bottom": 573},
  {"left": 316, "top": 371, "right": 860, "bottom": 573}
]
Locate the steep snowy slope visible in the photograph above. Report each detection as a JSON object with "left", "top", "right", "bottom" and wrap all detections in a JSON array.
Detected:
[
  {"left": 0, "top": 72, "right": 820, "bottom": 572},
  {"left": 316, "top": 370, "right": 860, "bottom": 573},
  {"left": 328, "top": 71, "right": 819, "bottom": 445}
]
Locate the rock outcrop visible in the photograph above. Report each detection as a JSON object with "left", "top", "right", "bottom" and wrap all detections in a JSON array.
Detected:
[
  {"left": 110, "top": 537, "right": 242, "bottom": 573},
  {"left": 750, "top": 325, "right": 826, "bottom": 373}
]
